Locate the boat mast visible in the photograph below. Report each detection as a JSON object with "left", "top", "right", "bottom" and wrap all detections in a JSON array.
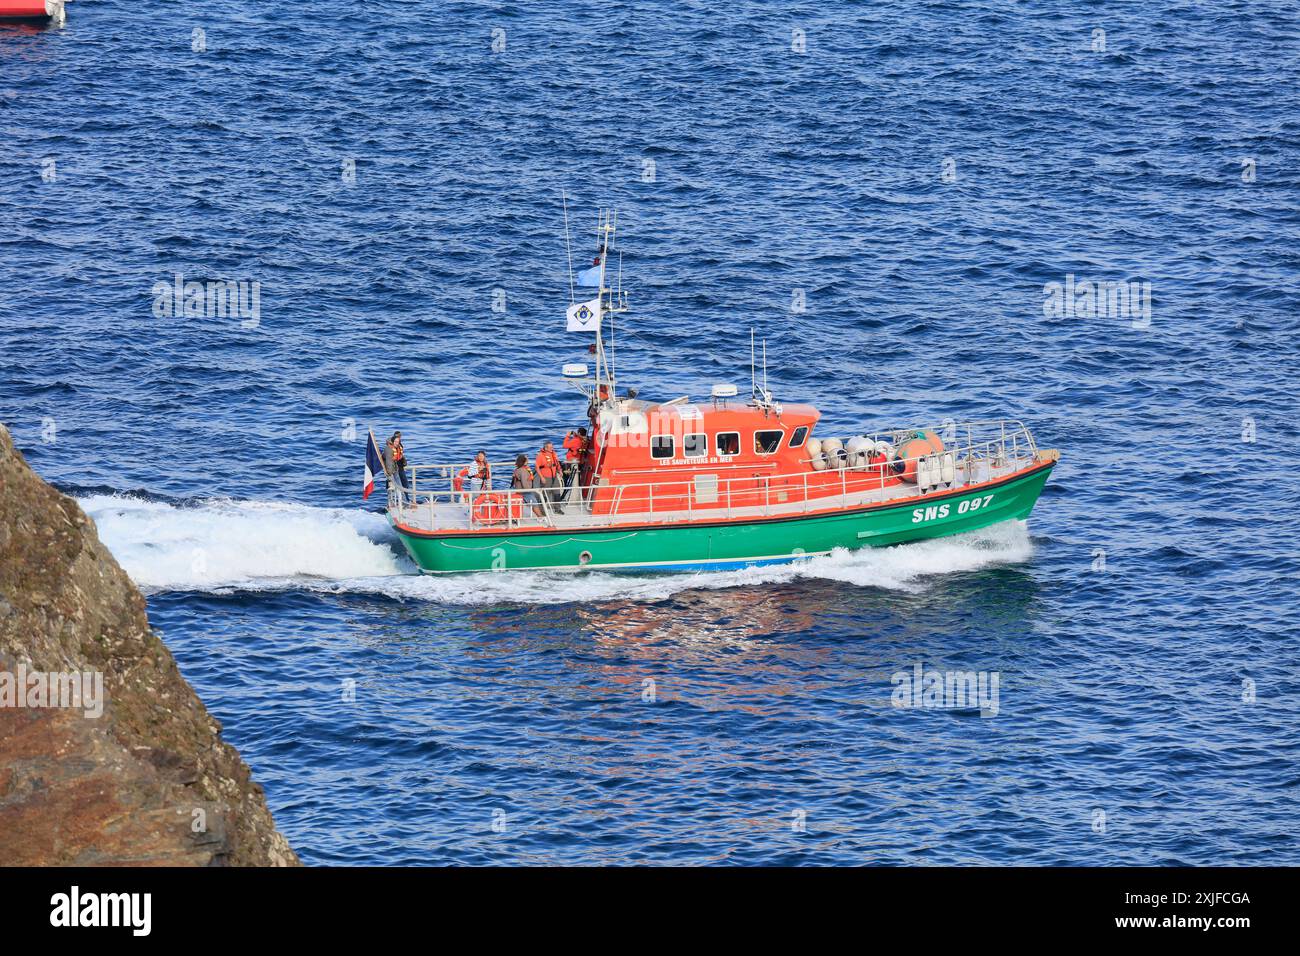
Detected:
[
  {"left": 749, "top": 326, "right": 779, "bottom": 415},
  {"left": 592, "top": 207, "right": 627, "bottom": 410}
]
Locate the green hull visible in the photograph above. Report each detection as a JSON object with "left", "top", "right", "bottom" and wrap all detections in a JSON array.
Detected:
[{"left": 392, "top": 462, "right": 1053, "bottom": 574}]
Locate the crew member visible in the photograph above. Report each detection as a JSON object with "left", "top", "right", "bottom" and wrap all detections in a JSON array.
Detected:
[
  {"left": 561, "top": 427, "right": 588, "bottom": 502},
  {"left": 562, "top": 426, "right": 587, "bottom": 463},
  {"left": 511, "top": 454, "right": 545, "bottom": 519},
  {"left": 381, "top": 436, "right": 396, "bottom": 484},
  {"left": 469, "top": 450, "right": 492, "bottom": 492},
  {"left": 384, "top": 434, "right": 407, "bottom": 504},
  {"left": 390, "top": 431, "right": 409, "bottom": 492},
  {"left": 536, "top": 440, "right": 563, "bottom": 515}
]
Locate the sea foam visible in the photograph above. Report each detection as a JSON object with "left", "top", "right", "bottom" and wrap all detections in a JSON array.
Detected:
[{"left": 80, "top": 494, "right": 1034, "bottom": 602}]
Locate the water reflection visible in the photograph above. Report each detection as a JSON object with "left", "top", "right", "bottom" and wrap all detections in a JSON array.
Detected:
[{"left": 338, "top": 561, "right": 1046, "bottom": 731}]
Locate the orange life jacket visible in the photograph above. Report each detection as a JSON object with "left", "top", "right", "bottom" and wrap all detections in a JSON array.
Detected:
[
  {"left": 536, "top": 448, "right": 560, "bottom": 479},
  {"left": 562, "top": 434, "right": 583, "bottom": 461},
  {"left": 393, "top": 438, "right": 405, "bottom": 463}
]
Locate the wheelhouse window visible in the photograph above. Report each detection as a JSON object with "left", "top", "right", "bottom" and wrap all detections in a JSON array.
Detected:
[
  {"left": 716, "top": 431, "right": 740, "bottom": 456},
  {"left": 651, "top": 435, "right": 675, "bottom": 459},
  {"left": 789, "top": 425, "right": 809, "bottom": 448},
  {"left": 755, "top": 430, "right": 783, "bottom": 455},
  {"left": 683, "top": 433, "right": 708, "bottom": 457}
]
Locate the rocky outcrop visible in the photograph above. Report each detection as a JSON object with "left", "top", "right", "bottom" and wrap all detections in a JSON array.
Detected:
[{"left": 0, "top": 423, "right": 298, "bottom": 866}]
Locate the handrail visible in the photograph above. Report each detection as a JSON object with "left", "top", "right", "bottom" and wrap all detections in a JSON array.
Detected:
[
  {"left": 389, "top": 420, "right": 1042, "bottom": 532},
  {"left": 404, "top": 422, "right": 1030, "bottom": 476}
]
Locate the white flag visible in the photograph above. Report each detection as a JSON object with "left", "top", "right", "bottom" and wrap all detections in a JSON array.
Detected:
[{"left": 566, "top": 296, "right": 602, "bottom": 333}]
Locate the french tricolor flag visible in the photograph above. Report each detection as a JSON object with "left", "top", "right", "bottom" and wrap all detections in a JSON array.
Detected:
[{"left": 363, "top": 429, "right": 384, "bottom": 500}]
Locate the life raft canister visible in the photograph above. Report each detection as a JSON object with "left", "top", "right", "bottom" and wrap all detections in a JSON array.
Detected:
[
  {"left": 893, "top": 430, "right": 945, "bottom": 483},
  {"left": 472, "top": 493, "right": 521, "bottom": 524},
  {"left": 0, "top": 1, "right": 62, "bottom": 22}
]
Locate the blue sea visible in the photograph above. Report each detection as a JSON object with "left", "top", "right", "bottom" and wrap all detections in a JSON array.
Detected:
[{"left": 2, "top": 0, "right": 1298, "bottom": 865}]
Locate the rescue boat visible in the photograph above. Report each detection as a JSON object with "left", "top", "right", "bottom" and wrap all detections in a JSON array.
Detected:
[{"left": 386, "top": 209, "right": 1057, "bottom": 574}]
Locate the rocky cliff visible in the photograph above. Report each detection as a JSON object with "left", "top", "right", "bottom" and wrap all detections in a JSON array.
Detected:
[{"left": 0, "top": 423, "right": 298, "bottom": 866}]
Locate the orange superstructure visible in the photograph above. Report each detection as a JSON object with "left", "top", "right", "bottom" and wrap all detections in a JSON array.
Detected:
[{"left": 583, "top": 396, "right": 903, "bottom": 516}]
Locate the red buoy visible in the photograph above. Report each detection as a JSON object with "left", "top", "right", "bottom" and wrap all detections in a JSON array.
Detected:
[{"left": 0, "top": 1, "right": 63, "bottom": 23}]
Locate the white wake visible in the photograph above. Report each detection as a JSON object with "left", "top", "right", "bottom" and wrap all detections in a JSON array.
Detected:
[
  {"left": 80, "top": 494, "right": 1034, "bottom": 603},
  {"left": 80, "top": 494, "right": 409, "bottom": 591}
]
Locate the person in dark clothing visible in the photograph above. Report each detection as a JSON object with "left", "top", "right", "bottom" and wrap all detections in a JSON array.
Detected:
[
  {"left": 383, "top": 435, "right": 407, "bottom": 504},
  {"left": 390, "top": 431, "right": 409, "bottom": 491},
  {"left": 511, "top": 453, "right": 545, "bottom": 519}
]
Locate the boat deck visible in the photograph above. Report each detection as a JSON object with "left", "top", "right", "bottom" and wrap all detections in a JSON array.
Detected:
[{"left": 390, "top": 459, "right": 1020, "bottom": 535}]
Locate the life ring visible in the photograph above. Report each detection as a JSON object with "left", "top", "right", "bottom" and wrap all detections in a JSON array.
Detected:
[{"left": 472, "top": 493, "right": 519, "bottom": 524}]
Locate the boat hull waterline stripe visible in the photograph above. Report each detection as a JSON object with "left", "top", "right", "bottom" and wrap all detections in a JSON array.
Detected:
[{"left": 391, "top": 461, "right": 1054, "bottom": 574}]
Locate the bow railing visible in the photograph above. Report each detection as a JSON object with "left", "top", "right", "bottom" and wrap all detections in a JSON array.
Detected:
[{"left": 386, "top": 420, "right": 1044, "bottom": 532}]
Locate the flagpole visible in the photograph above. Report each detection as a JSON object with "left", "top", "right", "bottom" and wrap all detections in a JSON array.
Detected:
[
  {"left": 364, "top": 428, "right": 380, "bottom": 502},
  {"left": 597, "top": 209, "right": 611, "bottom": 401}
]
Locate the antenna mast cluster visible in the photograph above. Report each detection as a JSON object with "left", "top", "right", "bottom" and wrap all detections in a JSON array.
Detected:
[
  {"left": 750, "top": 328, "right": 780, "bottom": 415},
  {"left": 583, "top": 207, "right": 629, "bottom": 408}
]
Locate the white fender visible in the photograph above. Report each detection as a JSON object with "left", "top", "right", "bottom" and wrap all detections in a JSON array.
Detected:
[{"left": 940, "top": 452, "right": 956, "bottom": 485}]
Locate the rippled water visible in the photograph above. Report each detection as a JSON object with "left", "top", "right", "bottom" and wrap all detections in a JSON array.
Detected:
[{"left": 2, "top": 1, "right": 1298, "bottom": 865}]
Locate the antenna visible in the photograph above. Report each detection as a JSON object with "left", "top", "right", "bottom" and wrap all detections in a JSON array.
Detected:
[
  {"left": 750, "top": 329, "right": 756, "bottom": 400},
  {"left": 562, "top": 191, "right": 575, "bottom": 305},
  {"left": 748, "top": 329, "right": 777, "bottom": 412}
]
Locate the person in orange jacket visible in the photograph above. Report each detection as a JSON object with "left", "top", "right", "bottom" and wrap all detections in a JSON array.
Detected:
[
  {"left": 562, "top": 427, "right": 590, "bottom": 505},
  {"left": 535, "top": 440, "right": 564, "bottom": 515},
  {"left": 562, "top": 426, "right": 587, "bottom": 462}
]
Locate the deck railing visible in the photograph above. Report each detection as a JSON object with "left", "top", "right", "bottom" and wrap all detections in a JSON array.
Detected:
[{"left": 387, "top": 420, "right": 1043, "bottom": 532}]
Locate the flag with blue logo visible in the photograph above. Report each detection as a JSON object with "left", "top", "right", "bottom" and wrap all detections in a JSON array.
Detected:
[{"left": 566, "top": 296, "right": 601, "bottom": 333}]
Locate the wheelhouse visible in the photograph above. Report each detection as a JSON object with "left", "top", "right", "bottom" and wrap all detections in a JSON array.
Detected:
[{"left": 581, "top": 397, "right": 897, "bottom": 515}]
